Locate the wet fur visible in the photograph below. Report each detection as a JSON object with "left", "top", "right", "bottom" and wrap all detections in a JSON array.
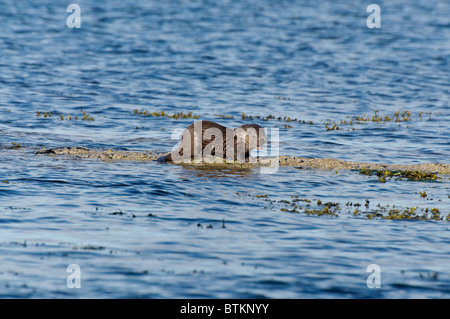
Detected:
[{"left": 158, "top": 120, "right": 265, "bottom": 163}]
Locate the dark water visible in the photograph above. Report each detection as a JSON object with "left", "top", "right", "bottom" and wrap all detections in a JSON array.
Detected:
[{"left": 0, "top": 0, "right": 449, "bottom": 298}]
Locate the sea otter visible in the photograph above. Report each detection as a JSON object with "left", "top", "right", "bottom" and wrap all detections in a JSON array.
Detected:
[{"left": 158, "top": 120, "right": 267, "bottom": 163}]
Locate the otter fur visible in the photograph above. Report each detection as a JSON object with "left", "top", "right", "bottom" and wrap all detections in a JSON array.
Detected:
[{"left": 158, "top": 120, "right": 266, "bottom": 163}]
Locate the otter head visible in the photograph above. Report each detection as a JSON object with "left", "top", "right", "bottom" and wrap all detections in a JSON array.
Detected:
[{"left": 235, "top": 124, "right": 267, "bottom": 153}]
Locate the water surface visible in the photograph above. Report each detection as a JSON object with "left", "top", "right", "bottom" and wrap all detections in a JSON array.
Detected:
[{"left": 0, "top": 0, "right": 449, "bottom": 298}]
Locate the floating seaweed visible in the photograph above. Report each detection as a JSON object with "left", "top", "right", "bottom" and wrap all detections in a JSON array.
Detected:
[
  {"left": 359, "top": 167, "right": 439, "bottom": 182},
  {"left": 133, "top": 109, "right": 200, "bottom": 119},
  {"left": 241, "top": 112, "right": 313, "bottom": 126},
  {"left": 304, "top": 205, "right": 339, "bottom": 217},
  {"left": 38, "top": 110, "right": 95, "bottom": 121},
  {"left": 11, "top": 142, "right": 22, "bottom": 149},
  {"left": 247, "top": 192, "right": 449, "bottom": 221},
  {"left": 321, "top": 109, "right": 433, "bottom": 132}
]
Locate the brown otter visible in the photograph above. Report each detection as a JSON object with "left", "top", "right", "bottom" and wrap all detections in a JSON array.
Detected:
[{"left": 158, "top": 120, "right": 267, "bottom": 163}]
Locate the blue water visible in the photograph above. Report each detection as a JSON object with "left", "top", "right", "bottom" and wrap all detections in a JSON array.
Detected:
[{"left": 0, "top": 0, "right": 449, "bottom": 298}]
